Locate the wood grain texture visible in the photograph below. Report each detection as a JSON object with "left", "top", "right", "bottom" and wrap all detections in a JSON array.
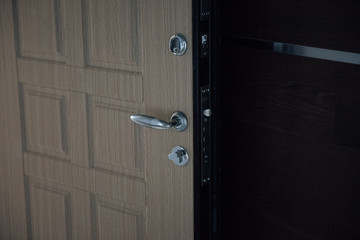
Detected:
[
  {"left": 29, "top": 180, "right": 73, "bottom": 240},
  {"left": 16, "top": 0, "right": 65, "bottom": 61},
  {"left": 23, "top": 85, "right": 70, "bottom": 158},
  {"left": 0, "top": 0, "right": 27, "bottom": 239},
  {"left": 1, "top": 0, "right": 193, "bottom": 239},
  {"left": 92, "top": 195, "right": 145, "bottom": 240},
  {"left": 87, "top": 96, "right": 143, "bottom": 177},
  {"left": 18, "top": 59, "right": 143, "bottom": 102},
  {"left": 143, "top": 0, "right": 194, "bottom": 238},
  {"left": 83, "top": 0, "right": 142, "bottom": 71},
  {"left": 27, "top": 177, "right": 92, "bottom": 240}
]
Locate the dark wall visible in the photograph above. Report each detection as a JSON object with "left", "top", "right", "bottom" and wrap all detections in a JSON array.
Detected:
[
  {"left": 220, "top": 1, "right": 360, "bottom": 52},
  {"left": 218, "top": 1, "right": 360, "bottom": 239}
]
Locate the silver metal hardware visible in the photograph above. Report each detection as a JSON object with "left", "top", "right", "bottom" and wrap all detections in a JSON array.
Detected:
[
  {"left": 168, "top": 146, "right": 189, "bottom": 166},
  {"left": 203, "top": 109, "right": 212, "bottom": 117},
  {"left": 201, "top": 33, "right": 209, "bottom": 59},
  {"left": 201, "top": 86, "right": 211, "bottom": 185},
  {"left": 169, "top": 34, "right": 187, "bottom": 56},
  {"left": 236, "top": 37, "right": 360, "bottom": 66},
  {"left": 200, "top": 0, "right": 210, "bottom": 20},
  {"left": 130, "top": 111, "right": 187, "bottom": 132}
]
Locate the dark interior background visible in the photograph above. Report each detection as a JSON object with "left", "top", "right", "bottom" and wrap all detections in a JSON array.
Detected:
[{"left": 217, "top": 1, "right": 360, "bottom": 239}]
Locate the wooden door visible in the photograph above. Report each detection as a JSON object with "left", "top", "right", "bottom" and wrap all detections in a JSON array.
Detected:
[
  {"left": 218, "top": 1, "right": 360, "bottom": 239},
  {"left": 0, "top": 0, "right": 193, "bottom": 239}
]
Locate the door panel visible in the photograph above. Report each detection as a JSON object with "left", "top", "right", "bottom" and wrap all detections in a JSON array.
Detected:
[
  {"left": 83, "top": 0, "right": 142, "bottom": 71},
  {"left": 27, "top": 179, "right": 81, "bottom": 240},
  {"left": 1, "top": 0, "right": 193, "bottom": 239}
]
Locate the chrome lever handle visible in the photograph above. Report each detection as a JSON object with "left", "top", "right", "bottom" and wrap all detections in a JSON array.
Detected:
[
  {"left": 130, "top": 111, "right": 187, "bottom": 132},
  {"left": 130, "top": 115, "right": 172, "bottom": 129}
]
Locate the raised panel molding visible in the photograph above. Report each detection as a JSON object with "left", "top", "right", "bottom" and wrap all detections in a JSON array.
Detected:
[
  {"left": 18, "top": 59, "right": 144, "bottom": 102},
  {"left": 27, "top": 178, "right": 73, "bottom": 240},
  {"left": 15, "top": 0, "right": 65, "bottom": 62},
  {"left": 82, "top": 0, "right": 142, "bottom": 71},
  {"left": 87, "top": 95, "right": 144, "bottom": 178},
  {"left": 24, "top": 152, "right": 147, "bottom": 206},
  {"left": 21, "top": 84, "right": 89, "bottom": 166},
  {"left": 91, "top": 195, "right": 145, "bottom": 240},
  {"left": 22, "top": 85, "right": 69, "bottom": 160}
]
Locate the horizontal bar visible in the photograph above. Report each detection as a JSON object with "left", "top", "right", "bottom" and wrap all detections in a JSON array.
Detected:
[{"left": 225, "top": 37, "right": 360, "bottom": 65}]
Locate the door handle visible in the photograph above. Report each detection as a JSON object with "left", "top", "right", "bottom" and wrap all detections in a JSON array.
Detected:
[{"left": 130, "top": 111, "right": 187, "bottom": 132}]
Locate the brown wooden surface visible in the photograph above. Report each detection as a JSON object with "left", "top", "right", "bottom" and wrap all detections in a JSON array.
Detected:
[
  {"left": 0, "top": 1, "right": 27, "bottom": 239},
  {"left": 0, "top": 0, "right": 193, "bottom": 239}
]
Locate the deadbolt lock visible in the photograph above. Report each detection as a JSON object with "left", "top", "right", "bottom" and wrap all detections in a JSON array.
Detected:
[{"left": 169, "top": 34, "right": 187, "bottom": 56}]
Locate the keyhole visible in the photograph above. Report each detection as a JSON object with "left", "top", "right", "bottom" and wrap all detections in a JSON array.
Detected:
[
  {"left": 170, "top": 38, "right": 181, "bottom": 53},
  {"left": 169, "top": 34, "right": 187, "bottom": 56},
  {"left": 175, "top": 150, "right": 185, "bottom": 163}
]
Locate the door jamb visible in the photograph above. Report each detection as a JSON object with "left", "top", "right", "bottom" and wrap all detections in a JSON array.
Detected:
[{"left": 193, "top": 0, "right": 219, "bottom": 239}]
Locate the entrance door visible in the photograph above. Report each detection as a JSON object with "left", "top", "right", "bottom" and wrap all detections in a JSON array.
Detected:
[
  {"left": 218, "top": 1, "right": 360, "bottom": 239},
  {"left": 0, "top": 0, "right": 193, "bottom": 239}
]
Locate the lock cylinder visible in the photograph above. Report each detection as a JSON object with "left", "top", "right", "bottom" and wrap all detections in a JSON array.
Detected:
[
  {"left": 168, "top": 146, "right": 189, "bottom": 166},
  {"left": 169, "top": 34, "right": 188, "bottom": 56}
]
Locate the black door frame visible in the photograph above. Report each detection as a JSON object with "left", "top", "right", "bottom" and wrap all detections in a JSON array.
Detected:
[{"left": 193, "top": 0, "right": 220, "bottom": 239}]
